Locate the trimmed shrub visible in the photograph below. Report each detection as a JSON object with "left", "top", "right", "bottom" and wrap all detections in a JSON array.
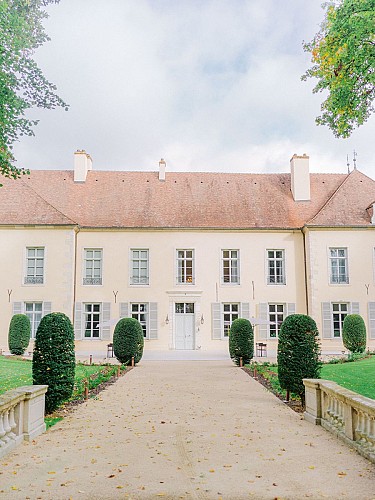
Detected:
[
  {"left": 342, "top": 314, "right": 367, "bottom": 353},
  {"left": 277, "top": 314, "right": 321, "bottom": 401},
  {"left": 229, "top": 318, "right": 254, "bottom": 366},
  {"left": 113, "top": 317, "right": 144, "bottom": 365},
  {"left": 8, "top": 314, "right": 31, "bottom": 355},
  {"left": 32, "top": 313, "right": 75, "bottom": 414}
]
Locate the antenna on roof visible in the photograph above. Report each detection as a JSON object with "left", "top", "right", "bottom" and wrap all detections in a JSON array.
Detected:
[
  {"left": 353, "top": 150, "right": 357, "bottom": 170},
  {"left": 346, "top": 154, "right": 350, "bottom": 173}
]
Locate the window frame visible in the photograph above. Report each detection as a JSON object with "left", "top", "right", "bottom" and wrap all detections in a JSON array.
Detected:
[
  {"left": 222, "top": 303, "right": 240, "bottom": 338},
  {"left": 83, "top": 248, "right": 103, "bottom": 286},
  {"left": 176, "top": 249, "right": 195, "bottom": 285},
  {"left": 24, "top": 302, "right": 43, "bottom": 339},
  {"left": 83, "top": 303, "right": 101, "bottom": 339},
  {"left": 130, "top": 249, "right": 150, "bottom": 286},
  {"left": 266, "top": 249, "right": 285, "bottom": 285},
  {"left": 268, "top": 303, "right": 285, "bottom": 339},
  {"left": 221, "top": 249, "right": 240, "bottom": 285},
  {"left": 130, "top": 302, "right": 149, "bottom": 338},
  {"left": 24, "top": 247, "right": 45, "bottom": 285},
  {"left": 329, "top": 247, "right": 349, "bottom": 285},
  {"left": 331, "top": 302, "right": 349, "bottom": 338}
]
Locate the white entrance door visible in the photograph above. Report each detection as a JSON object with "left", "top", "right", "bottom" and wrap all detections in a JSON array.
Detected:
[{"left": 175, "top": 303, "right": 195, "bottom": 350}]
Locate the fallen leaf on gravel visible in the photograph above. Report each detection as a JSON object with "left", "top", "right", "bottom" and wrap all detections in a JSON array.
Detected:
[
  {"left": 108, "top": 474, "right": 116, "bottom": 478},
  {"left": 156, "top": 493, "right": 166, "bottom": 497},
  {"left": 116, "top": 486, "right": 124, "bottom": 489},
  {"left": 308, "top": 466, "right": 315, "bottom": 470},
  {"left": 47, "top": 472, "right": 56, "bottom": 474},
  {"left": 11, "top": 486, "right": 19, "bottom": 491},
  {"left": 338, "top": 472, "right": 347, "bottom": 477},
  {"left": 209, "top": 469, "right": 215, "bottom": 473}
]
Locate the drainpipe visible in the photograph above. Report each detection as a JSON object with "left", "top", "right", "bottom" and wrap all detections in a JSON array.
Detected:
[
  {"left": 72, "top": 225, "right": 80, "bottom": 322},
  {"left": 302, "top": 226, "right": 309, "bottom": 316}
]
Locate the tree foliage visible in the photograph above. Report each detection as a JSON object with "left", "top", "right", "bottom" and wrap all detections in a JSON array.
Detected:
[
  {"left": 113, "top": 318, "right": 144, "bottom": 365},
  {"left": 32, "top": 312, "right": 75, "bottom": 414},
  {"left": 277, "top": 314, "right": 321, "bottom": 401},
  {"left": 302, "top": 0, "right": 375, "bottom": 137},
  {"left": 229, "top": 318, "right": 254, "bottom": 366},
  {"left": 8, "top": 314, "right": 31, "bottom": 355},
  {"left": 0, "top": 0, "right": 67, "bottom": 183},
  {"left": 342, "top": 314, "right": 367, "bottom": 353}
]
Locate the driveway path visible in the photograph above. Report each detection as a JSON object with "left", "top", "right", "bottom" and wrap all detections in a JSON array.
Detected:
[{"left": 1, "top": 361, "right": 374, "bottom": 499}]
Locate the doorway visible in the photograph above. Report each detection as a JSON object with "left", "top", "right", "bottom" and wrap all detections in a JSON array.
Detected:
[{"left": 175, "top": 302, "right": 195, "bottom": 349}]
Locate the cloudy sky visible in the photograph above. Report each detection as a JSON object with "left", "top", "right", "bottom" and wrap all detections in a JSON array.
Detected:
[{"left": 13, "top": 0, "right": 375, "bottom": 176}]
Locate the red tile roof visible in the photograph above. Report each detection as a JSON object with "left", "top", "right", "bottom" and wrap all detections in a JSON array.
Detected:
[{"left": 0, "top": 168, "right": 373, "bottom": 229}]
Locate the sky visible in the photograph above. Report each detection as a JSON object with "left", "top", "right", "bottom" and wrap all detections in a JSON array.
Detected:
[{"left": 13, "top": 0, "right": 375, "bottom": 176}]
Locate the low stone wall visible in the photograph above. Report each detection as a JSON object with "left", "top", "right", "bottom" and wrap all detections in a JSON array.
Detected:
[
  {"left": 0, "top": 385, "right": 47, "bottom": 459},
  {"left": 303, "top": 379, "right": 375, "bottom": 463}
]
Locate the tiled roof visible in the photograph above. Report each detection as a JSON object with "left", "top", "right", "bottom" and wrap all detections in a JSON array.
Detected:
[{"left": 0, "top": 168, "right": 373, "bottom": 229}]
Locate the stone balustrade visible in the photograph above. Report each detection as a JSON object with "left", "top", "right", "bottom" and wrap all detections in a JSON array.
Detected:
[
  {"left": 0, "top": 385, "right": 47, "bottom": 459},
  {"left": 303, "top": 379, "right": 375, "bottom": 463}
]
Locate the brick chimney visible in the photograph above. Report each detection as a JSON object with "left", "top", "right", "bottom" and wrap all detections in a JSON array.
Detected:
[
  {"left": 159, "top": 158, "right": 166, "bottom": 181},
  {"left": 290, "top": 153, "right": 310, "bottom": 201},
  {"left": 74, "top": 150, "right": 92, "bottom": 182}
]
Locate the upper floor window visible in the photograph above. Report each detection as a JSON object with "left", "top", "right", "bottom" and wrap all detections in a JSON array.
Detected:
[
  {"left": 25, "top": 247, "right": 44, "bottom": 284},
  {"left": 222, "top": 250, "right": 239, "bottom": 284},
  {"left": 130, "top": 249, "right": 149, "bottom": 285},
  {"left": 267, "top": 249, "right": 285, "bottom": 285},
  {"left": 329, "top": 248, "right": 348, "bottom": 284},
  {"left": 25, "top": 302, "right": 43, "bottom": 338},
  {"left": 268, "top": 303, "right": 285, "bottom": 338},
  {"left": 131, "top": 303, "right": 148, "bottom": 338},
  {"left": 223, "top": 303, "right": 239, "bottom": 337},
  {"left": 83, "top": 249, "right": 102, "bottom": 285},
  {"left": 177, "top": 249, "right": 194, "bottom": 284},
  {"left": 84, "top": 303, "right": 101, "bottom": 338},
  {"left": 332, "top": 302, "right": 348, "bottom": 337}
]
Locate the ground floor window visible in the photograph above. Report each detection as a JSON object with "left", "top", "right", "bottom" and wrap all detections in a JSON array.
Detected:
[
  {"left": 268, "top": 303, "right": 285, "bottom": 338},
  {"left": 131, "top": 303, "right": 148, "bottom": 338},
  {"left": 332, "top": 303, "right": 348, "bottom": 338},
  {"left": 84, "top": 303, "right": 101, "bottom": 338},
  {"left": 223, "top": 303, "right": 239, "bottom": 337},
  {"left": 25, "top": 302, "right": 43, "bottom": 338}
]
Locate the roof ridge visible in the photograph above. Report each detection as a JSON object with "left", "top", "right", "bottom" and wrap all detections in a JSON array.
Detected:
[{"left": 20, "top": 178, "right": 77, "bottom": 225}]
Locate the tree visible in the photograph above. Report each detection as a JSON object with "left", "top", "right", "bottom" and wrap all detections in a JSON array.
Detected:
[
  {"left": 302, "top": 0, "right": 375, "bottom": 138},
  {"left": 32, "top": 312, "right": 75, "bottom": 414},
  {"left": 342, "top": 314, "right": 367, "bottom": 353},
  {"left": 229, "top": 318, "right": 254, "bottom": 366},
  {"left": 0, "top": 0, "right": 67, "bottom": 184},
  {"left": 8, "top": 314, "right": 31, "bottom": 355},
  {"left": 277, "top": 314, "right": 321, "bottom": 404},
  {"left": 113, "top": 318, "right": 144, "bottom": 365}
]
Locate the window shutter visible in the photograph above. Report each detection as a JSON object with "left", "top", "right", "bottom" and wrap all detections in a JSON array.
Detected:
[
  {"left": 119, "top": 302, "right": 129, "bottom": 318},
  {"left": 43, "top": 302, "right": 52, "bottom": 316},
  {"left": 12, "top": 302, "right": 23, "bottom": 315},
  {"left": 149, "top": 302, "right": 158, "bottom": 339},
  {"left": 211, "top": 303, "right": 222, "bottom": 340},
  {"left": 241, "top": 302, "right": 250, "bottom": 320},
  {"left": 350, "top": 302, "right": 360, "bottom": 314},
  {"left": 322, "top": 302, "right": 332, "bottom": 339},
  {"left": 286, "top": 303, "right": 296, "bottom": 317},
  {"left": 258, "top": 303, "right": 268, "bottom": 340},
  {"left": 368, "top": 302, "right": 375, "bottom": 339},
  {"left": 74, "top": 302, "right": 83, "bottom": 340},
  {"left": 101, "top": 302, "right": 111, "bottom": 340}
]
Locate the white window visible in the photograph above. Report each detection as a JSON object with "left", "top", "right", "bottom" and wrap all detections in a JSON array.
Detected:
[
  {"left": 25, "top": 302, "right": 43, "bottom": 338},
  {"left": 83, "top": 249, "right": 102, "bottom": 285},
  {"left": 332, "top": 302, "right": 348, "bottom": 337},
  {"left": 267, "top": 249, "right": 285, "bottom": 285},
  {"left": 268, "top": 303, "right": 285, "bottom": 338},
  {"left": 329, "top": 248, "right": 349, "bottom": 284},
  {"left": 222, "top": 250, "right": 239, "bottom": 284},
  {"left": 25, "top": 247, "right": 44, "bottom": 284},
  {"left": 131, "top": 303, "right": 148, "bottom": 338},
  {"left": 177, "top": 249, "right": 194, "bottom": 284},
  {"left": 222, "top": 303, "right": 239, "bottom": 337},
  {"left": 130, "top": 249, "right": 149, "bottom": 285},
  {"left": 84, "top": 303, "right": 101, "bottom": 338}
]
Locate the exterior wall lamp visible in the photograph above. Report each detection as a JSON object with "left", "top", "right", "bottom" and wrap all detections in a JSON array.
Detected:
[
  {"left": 165, "top": 314, "right": 169, "bottom": 325},
  {"left": 200, "top": 314, "right": 204, "bottom": 325}
]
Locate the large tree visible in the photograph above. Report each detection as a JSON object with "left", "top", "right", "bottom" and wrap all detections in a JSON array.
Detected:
[
  {"left": 0, "top": 0, "right": 67, "bottom": 183},
  {"left": 302, "top": 0, "right": 375, "bottom": 138}
]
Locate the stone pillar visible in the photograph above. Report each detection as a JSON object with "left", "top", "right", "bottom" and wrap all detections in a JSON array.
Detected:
[
  {"left": 16, "top": 385, "right": 48, "bottom": 441},
  {"left": 303, "top": 379, "right": 322, "bottom": 425}
]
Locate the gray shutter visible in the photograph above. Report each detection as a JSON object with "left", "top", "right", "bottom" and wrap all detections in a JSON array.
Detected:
[
  {"left": 241, "top": 302, "right": 250, "bottom": 320},
  {"left": 101, "top": 302, "right": 111, "bottom": 340},
  {"left": 12, "top": 302, "right": 23, "bottom": 315},
  {"left": 258, "top": 303, "right": 268, "bottom": 340},
  {"left": 119, "top": 302, "right": 129, "bottom": 318},
  {"left": 322, "top": 302, "right": 332, "bottom": 339},
  {"left": 368, "top": 302, "right": 375, "bottom": 339},
  {"left": 74, "top": 302, "right": 83, "bottom": 340},
  {"left": 43, "top": 302, "right": 52, "bottom": 316},
  {"left": 351, "top": 302, "right": 360, "bottom": 315},
  {"left": 211, "top": 303, "right": 222, "bottom": 339},
  {"left": 149, "top": 302, "right": 158, "bottom": 339},
  {"left": 286, "top": 303, "right": 296, "bottom": 317}
]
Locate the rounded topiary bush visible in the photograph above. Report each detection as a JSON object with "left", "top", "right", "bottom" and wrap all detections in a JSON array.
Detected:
[
  {"left": 277, "top": 314, "right": 321, "bottom": 402},
  {"left": 8, "top": 314, "right": 31, "bottom": 355},
  {"left": 229, "top": 318, "right": 254, "bottom": 366},
  {"left": 32, "top": 312, "right": 75, "bottom": 414},
  {"left": 113, "top": 317, "right": 144, "bottom": 365},
  {"left": 342, "top": 314, "right": 366, "bottom": 353}
]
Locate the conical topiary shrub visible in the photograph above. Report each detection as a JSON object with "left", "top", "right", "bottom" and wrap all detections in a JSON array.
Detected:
[
  {"left": 342, "top": 314, "right": 367, "bottom": 353},
  {"left": 229, "top": 318, "right": 254, "bottom": 366},
  {"left": 8, "top": 314, "right": 31, "bottom": 355},
  {"left": 113, "top": 317, "right": 144, "bottom": 365}
]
